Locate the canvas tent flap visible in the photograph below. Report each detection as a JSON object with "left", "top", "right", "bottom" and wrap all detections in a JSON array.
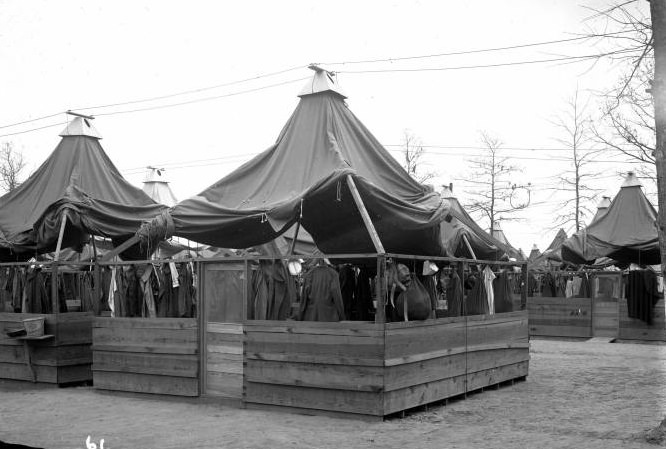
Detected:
[
  {"left": 561, "top": 179, "right": 659, "bottom": 265},
  {"left": 170, "top": 85, "right": 449, "bottom": 255},
  {"left": 0, "top": 132, "right": 167, "bottom": 257}
]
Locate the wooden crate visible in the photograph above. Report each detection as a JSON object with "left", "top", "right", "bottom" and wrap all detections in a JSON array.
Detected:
[
  {"left": 0, "top": 312, "right": 93, "bottom": 384},
  {"left": 618, "top": 298, "right": 666, "bottom": 341},
  {"left": 527, "top": 297, "right": 592, "bottom": 338},
  {"left": 92, "top": 317, "right": 199, "bottom": 396}
]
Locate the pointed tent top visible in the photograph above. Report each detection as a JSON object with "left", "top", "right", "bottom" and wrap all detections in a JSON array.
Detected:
[
  {"left": 493, "top": 220, "right": 503, "bottom": 231},
  {"left": 59, "top": 116, "right": 102, "bottom": 139},
  {"left": 298, "top": 65, "right": 347, "bottom": 99},
  {"left": 143, "top": 167, "right": 169, "bottom": 183},
  {"left": 597, "top": 196, "right": 612, "bottom": 210},
  {"left": 621, "top": 171, "right": 642, "bottom": 188},
  {"left": 441, "top": 185, "right": 456, "bottom": 199},
  {"left": 531, "top": 244, "right": 539, "bottom": 250}
]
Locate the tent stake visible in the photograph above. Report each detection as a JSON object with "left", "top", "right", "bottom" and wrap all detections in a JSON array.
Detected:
[{"left": 346, "top": 175, "right": 385, "bottom": 254}]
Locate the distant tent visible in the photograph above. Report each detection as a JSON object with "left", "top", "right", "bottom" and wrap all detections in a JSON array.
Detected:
[
  {"left": 589, "top": 196, "right": 612, "bottom": 225},
  {"left": 159, "top": 69, "right": 449, "bottom": 255},
  {"left": 561, "top": 172, "right": 659, "bottom": 265},
  {"left": 0, "top": 117, "right": 167, "bottom": 259},
  {"left": 491, "top": 221, "right": 524, "bottom": 261},
  {"left": 529, "top": 229, "right": 567, "bottom": 269},
  {"left": 438, "top": 186, "right": 509, "bottom": 260},
  {"left": 527, "top": 244, "right": 541, "bottom": 262},
  {"left": 142, "top": 167, "right": 178, "bottom": 207}
]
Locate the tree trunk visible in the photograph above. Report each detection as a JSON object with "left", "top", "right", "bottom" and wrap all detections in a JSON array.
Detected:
[{"left": 651, "top": 0, "right": 666, "bottom": 276}]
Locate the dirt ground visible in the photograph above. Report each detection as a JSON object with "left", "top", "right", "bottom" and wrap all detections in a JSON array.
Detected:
[{"left": 1, "top": 338, "right": 665, "bottom": 449}]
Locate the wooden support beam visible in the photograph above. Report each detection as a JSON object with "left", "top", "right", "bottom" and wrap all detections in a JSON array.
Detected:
[
  {"left": 54, "top": 212, "right": 68, "bottom": 262},
  {"left": 92, "top": 235, "right": 101, "bottom": 316},
  {"left": 100, "top": 235, "right": 140, "bottom": 262},
  {"left": 346, "top": 175, "right": 385, "bottom": 254},
  {"left": 462, "top": 234, "right": 477, "bottom": 260},
  {"left": 375, "top": 255, "right": 386, "bottom": 324},
  {"left": 288, "top": 220, "right": 301, "bottom": 256}
]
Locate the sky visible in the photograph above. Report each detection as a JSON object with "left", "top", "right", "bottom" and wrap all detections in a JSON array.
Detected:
[{"left": 0, "top": 0, "right": 654, "bottom": 255}]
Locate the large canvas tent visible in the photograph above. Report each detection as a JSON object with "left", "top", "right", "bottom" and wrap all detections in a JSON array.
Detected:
[
  {"left": 439, "top": 186, "right": 510, "bottom": 260},
  {"left": 153, "top": 69, "right": 449, "bottom": 255},
  {"left": 142, "top": 167, "right": 178, "bottom": 208},
  {"left": 0, "top": 116, "right": 167, "bottom": 259},
  {"left": 561, "top": 172, "right": 659, "bottom": 265}
]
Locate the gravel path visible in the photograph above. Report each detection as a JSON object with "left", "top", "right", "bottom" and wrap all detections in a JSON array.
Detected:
[{"left": 1, "top": 338, "right": 665, "bottom": 449}]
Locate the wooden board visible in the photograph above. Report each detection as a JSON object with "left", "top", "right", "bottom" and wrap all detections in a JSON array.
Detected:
[
  {"left": 0, "top": 312, "right": 93, "bottom": 385},
  {"left": 92, "top": 317, "right": 199, "bottom": 396},
  {"left": 592, "top": 299, "right": 619, "bottom": 338},
  {"left": 528, "top": 297, "right": 592, "bottom": 338},
  {"left": 205, "top": 322, "right": 243, "bottom": 399},
  {"left": 618, "top": 298, "right": 666, "bottom": 341},
  {"left": 244, "top": 321, "right": 385, "bottom": 417}
]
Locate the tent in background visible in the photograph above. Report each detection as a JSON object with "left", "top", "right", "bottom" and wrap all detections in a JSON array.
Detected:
[
  {"left": 0, "top": 116, "right": 167, "bottom": 260},
  {"left": 491, "top": 220, "right": 524, "bottom": 261},
  {"left": 142, "top": 167, "right": 178, "bottom": 208},
  {"left": 561, "top": 172, "right": 659, "bottom": 265},
  {"left": 527, "top": 244, "right": 541, "bottom": 263},
  {"left": 155, "top": 68, "right": 449, "bottom": 256},
  {"left": 529, "top": 228, "right": 567, "bottom": 269},
  {"left": 438, "top": 186, "right": 510, "bottom": 260},
  {"left": 589, "top": 196, "right": 612, "bottom": 225}
]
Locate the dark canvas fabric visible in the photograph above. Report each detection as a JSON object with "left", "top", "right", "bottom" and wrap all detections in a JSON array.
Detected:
[
  {"left": 170, "top": 88, "right": 449, "bottom": 255},
  {"left": 0, "top": 132, "right": 167, "bottom": 258},
  {"left": 562, "top": 184, "right": 659, "bottom": 265}
]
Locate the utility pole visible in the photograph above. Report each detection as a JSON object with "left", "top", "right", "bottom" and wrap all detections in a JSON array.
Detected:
[{"left": 650, "top": 0, "right": 666, "bottom": 273}]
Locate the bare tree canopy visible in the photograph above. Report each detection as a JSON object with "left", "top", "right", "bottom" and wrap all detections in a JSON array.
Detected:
[
  {"left": 551, "top": 88, "right": 603, "bottom": 232},
  {"left": 0, "top": 141, "right": 26, "bottom": 193},
  {"left": 399, "top": 129, "right": 435, "bottom": 185},
  {"left": 461, "top": 131, "right": 529, "bottom": 235}
]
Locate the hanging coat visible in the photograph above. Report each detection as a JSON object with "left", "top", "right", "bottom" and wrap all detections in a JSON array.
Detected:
[
  {"left": 299, "top": 265, "right": 345, "bottom": 322},
  {"left": 446, "top": 271, "right": 463, "bottom": 317}
]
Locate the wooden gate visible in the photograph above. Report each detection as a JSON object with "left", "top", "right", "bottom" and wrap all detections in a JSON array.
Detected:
[
  {"left": 200, "top": 262, "right": 246, "bottom": 401},
  {"left": 591, "top": 273, "right": 621, "bottom": 338}
]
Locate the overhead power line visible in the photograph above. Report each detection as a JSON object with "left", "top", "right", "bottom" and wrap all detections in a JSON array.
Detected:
[
  {"left": 335, "top": 50, "right": 638, "bottom": 74},
  {"left": 319, "top": 30, "right": 635, "bottom": 66}
]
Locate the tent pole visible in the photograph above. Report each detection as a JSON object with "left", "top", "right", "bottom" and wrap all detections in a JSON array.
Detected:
[
  {"left": 100, "top": 235, "right": 140, "bottom": 262},
  {"left": 288, "top": 220, "right": 301, "bottom": 256},
  {"left": 346, "top": 175, "right": 385, "bottom": 254},
  {"left": 52, "top": 212, "right": 68, "bottom": 313},
  {"left": 91, "top": 235, "right": 100, "bottom": 316},
  {"left": 462, "top": 234, "right": 477, "bottom": 260}
]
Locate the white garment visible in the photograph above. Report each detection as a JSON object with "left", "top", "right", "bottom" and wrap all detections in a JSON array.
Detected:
[
  {"left": 108, "top": 266, "right": 117, "bottom": 317},
  {"left": 482, "top": 266, "right": 496, "bottom": 314},
  {"left": 169, "top": 262, "right": 180, "bottom": 288}
]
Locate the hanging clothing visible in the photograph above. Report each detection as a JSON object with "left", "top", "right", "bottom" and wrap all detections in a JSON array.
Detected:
[
  {"left": 338, "top": 264, "right": 356, "bottom": 320},
  {"left": 493, "top": 271, "right": 514, "bottom": 314},
  {"left": 137, "top": 264, "right": 157, "bottom": 318},
  {"left": 298, "top": 265, "right": 345, "bottom": 322},
  {"left": 446, "top": 271, "right": 463, "bottom": 317},
  {"left": 626, "top": 270, "right": 661, "bottom": 325},
  {"left": 23, "top": 268, "right": 50, "bottom": 313},
  {"left": 482, "top": 266, "right": 496, "bottom": 315},
  {"left": 108, "top": 266, "right": 118, "bottom": 317},
  {"left": 542, "top": 273, "right": 557, "bottom": 297},
  {"left": 395, "top": 276, "right": 433, "bottom": 321},
  {"left": 465, "top": 274, "right": 489, "bottom": 315},
  {"left": 576, "top": 274, "right": 591, "bottom": 298}
]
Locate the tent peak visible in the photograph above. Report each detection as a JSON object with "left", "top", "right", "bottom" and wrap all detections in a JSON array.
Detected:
[
  {"left": 441, "top": 184, "right": 456, "bottom": 199},
  {"left": 59, "top": 116, "right": 102, "bottom": 139},
  {"left": 621, "top": 171, "right": 642, "bottom": 188},
  {"left": 598, "top": 195, "right": 612, "bottom": 210},
  {"left": 298, "top": 67, "right": 347, "bottom": 99},
  {"left": 144, "top": 166, "right": 169, "bottom": 183}
]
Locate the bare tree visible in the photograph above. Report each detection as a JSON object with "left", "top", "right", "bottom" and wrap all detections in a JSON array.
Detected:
[
  {"left": 0, "top": 142, "right": 26, "bottom": 193},
  {"left": 593, "top": 57, "right": 656, "bottom": 183},
  {"left": 400, "top": 129, "right": 435, "bottom": 184},
  {"left": 551, "top": 89, "right": 603, "bottom": 232},
  {"left": 461, "top": 131, "right": 528, "bottom": 235}
]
